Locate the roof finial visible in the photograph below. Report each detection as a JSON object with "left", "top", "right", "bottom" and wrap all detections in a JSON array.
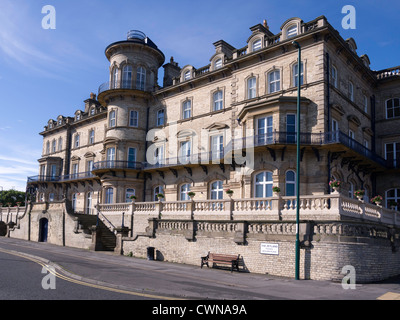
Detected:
[{"left": 263, "top": 19, "right": 269, "bottom": 29}]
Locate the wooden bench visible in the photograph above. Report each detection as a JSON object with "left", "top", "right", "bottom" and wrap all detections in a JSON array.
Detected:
[{"left": 201, "top": 252, "right": 240, "bottom": 272}]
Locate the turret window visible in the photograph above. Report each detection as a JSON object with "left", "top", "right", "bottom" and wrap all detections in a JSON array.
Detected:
[
  {"left": 122, "top": 65, "right": 132, "bottom": 88},
  {"left": 109, "top": 110, "right": 116, "bottom": 127},
  {"left": 112, "top": 67, "right": 119, "bottom": 89},
  {"left": 136, "top": 66, "right": 146, "bottom": 90},
  {"left": 129, "top": 110, "right": 138, "bottom": 127}
]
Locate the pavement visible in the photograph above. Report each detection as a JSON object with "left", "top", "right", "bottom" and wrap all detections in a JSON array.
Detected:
[{"left": 1, "top": 236, "right": 400, "bottom": 301}]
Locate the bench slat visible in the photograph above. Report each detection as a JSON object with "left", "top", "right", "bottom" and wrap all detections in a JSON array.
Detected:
[{"left": 200, "top": 252, "right": 240, "bottom": 272}]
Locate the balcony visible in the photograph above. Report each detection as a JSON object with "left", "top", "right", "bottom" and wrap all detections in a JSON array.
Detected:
[
  {"left": 225, "top": 130, "right": 388, "bottom": 168},
  {"left": 92, "top": 160, "right": 142, "bottom": 172},
  {"left": 98, "top": 80, "right": 154, "bottom": 96},
  {"left": 143, "top": 150, "right": 225, "bottom": 171},
  {"left": 27, "top": 172, "right": 97, "bottom": 184}
]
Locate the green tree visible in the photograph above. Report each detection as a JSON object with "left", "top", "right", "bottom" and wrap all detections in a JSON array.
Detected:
[{"left": 0, "top": 189, "right": 26, "bottom": 207}]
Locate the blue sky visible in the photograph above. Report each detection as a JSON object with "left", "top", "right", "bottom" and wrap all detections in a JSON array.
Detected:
[{"left": 0, "top": 0, "right": 399, "bottom": 191}]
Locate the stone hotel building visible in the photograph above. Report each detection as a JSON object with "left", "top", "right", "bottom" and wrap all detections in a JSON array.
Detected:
[{"left": 3, "top": 16, "right": 400, "bottom": 281}]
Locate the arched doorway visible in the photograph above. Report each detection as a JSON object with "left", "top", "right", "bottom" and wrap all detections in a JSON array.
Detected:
[{"left": 39, "top": 218, "right": 48, "bottom": 242}]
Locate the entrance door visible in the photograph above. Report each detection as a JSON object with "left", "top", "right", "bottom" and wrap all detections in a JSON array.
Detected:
[{"left": 39, "top": 218, "right": 48, "bottom": 242}]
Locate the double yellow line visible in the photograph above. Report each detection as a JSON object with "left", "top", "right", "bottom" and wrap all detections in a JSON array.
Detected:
[{"left": 0, "top": 247, "right": 180, "bottom": 300}]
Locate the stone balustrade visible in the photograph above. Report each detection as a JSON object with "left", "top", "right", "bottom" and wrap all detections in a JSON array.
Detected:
[
  {"left": 95, "top": 193, "right": 400, "bottom": 227},
  {"left": 0, "top": 206, "right": 26, "bottom": 224}
]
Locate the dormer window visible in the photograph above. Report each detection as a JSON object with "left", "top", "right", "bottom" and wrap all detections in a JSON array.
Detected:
[
  {"left": 214, "top": 58, "right": 222, "bottom": 70},
  {"left": 184, "top": 70, "right": 191, "bottom": 81},
  {"left": 287, "top": 25, "right": 298, "bottom": 38},
  {"left": 252, "top": 39, "right": 262, "bottom": 51},
  {"left": 76, "top": 114, "right": 81, "bottom": 121},
  {"left": 58, "top": 119, "right": 62, "bottom": 125},
  {"left": 90, "top": 108, "right": 95, "bottom": 116}
]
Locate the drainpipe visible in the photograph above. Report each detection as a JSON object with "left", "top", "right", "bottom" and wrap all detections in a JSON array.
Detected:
[
  {"left": 143, "top": 105, "right": 150, "bottom": 202},
  {"left": 326, "top": 52, "right": 331, "bottom": 194}
]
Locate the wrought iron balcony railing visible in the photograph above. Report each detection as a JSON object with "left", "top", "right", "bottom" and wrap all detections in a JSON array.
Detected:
[
  {"left": 92, "top": 160, "right": 142, "bottom": 171},
  {"left": 98, "top": 80, "right": 154, "bottom": 95}
]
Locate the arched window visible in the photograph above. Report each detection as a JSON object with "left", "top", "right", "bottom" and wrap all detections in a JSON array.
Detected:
[
  {"left": 386, "top": 98, "right": 400, "bottom": 119},
  {"left": 386, "top": 188, "right": 400, "bottom": 210},
  {"left": 157, "top": 109, "right": 165, "bottom": 126},
  {"left": 287, "top": 25, "right": 298, "bottom": 38},
  {"left": 210, "top": 180, "right": 223, "bottom": 200},
  {"left": 109, "top": 110, "right": 116, "bottom": 127},
  {"left": 348, "top": 181, "right": 355, "bottom": 198},
  {"left": 213, "top": 90, "right": 223, "bottom": 111},
  {"left": 51, "top": 139, "right": 56, "bottom": 153},
  {"left": 74, "top": 134, "right": 80, "bottom": 148},
  {"left": 293, "top": 62, "right": 304, "bottom": 87},
  {"left": 348, "top": 81, "right": 354, "bottom": 101},
  {"left": 125, "top": 188, "right": 135, "bottom": 202},
  {"left": 46, "top": 141, "right": 50, "bottom": 154},
  {"left": 112, "top": 67, "right": 119, "bottom": 89},
  {"left": 182, "top": 100, "right": 191, "bottom": 119},
  {"left": 122, "top": 65, "right": 132, "bottom": 88},
  {"left": 285, "top": 170, "right": 296, "bottom": 196},
  {"left": 72, "top": 193, "right": 77, "bottom": 211},
  {"left": 86, "top": 192, "right": 92, "bottom": 214},
  {"left": 184, "top": 70, "right": 191, "bottom": 81},
  {"left": 247, "top": 76, "right": 257, "bottom": 99},
  {"left": 105, "top": 188, "right": 113, "bottom": 204},
  {"left": 58, "top": 137, "right": 63, "bottom": 151},
  {"left": 254, "top": 171, "right": 273, "bottom": 198},
  {"left": 180, "top": 183, "right": 191, "bottom": 201},
  {"left": 154, "top": 185, "right": 164, "bottom": 201},
  {"left": 136, "top": 66, "right": 146, "bottom": 90},
  {"left": 268, "top": 70, "right": 280, "bottom": 93},
  {"left": 214, "top": 58, "right": 222, "bottom": 70},
  {"left": 252, "top": 39, "right": 262, "bottom": 51}
]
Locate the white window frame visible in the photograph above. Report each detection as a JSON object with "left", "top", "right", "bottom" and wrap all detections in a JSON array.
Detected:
[
  {"left": 112, "top": 67, "right": 119, "bottom": 89},
  {"left": 129, "top": 110, "right": 138, "bottom": 127},
  {"left": 157, "top": 109, "right": 165, "bottom": 126},
  {"left": 122, "top": 65, "right": 132, "bottom": 88},
  {"left": 386, "top": 98, "right": 400, "bottom": 119},
  {"left": 268, "top": 70, "right": 281, "bottom": 93},
  {"left": 105, "top": 188, "right": 113, "bottom": 204},
  {"left": 285, "top": 170, "right": 296, "bottom": 196},
  {"left": 257, "top": 115, "right": 273, "bottom": 144},
  {"left": 180, "top": 183, "right": 191, "bottom": 201},
  {"left": 210, "top": 135, "right": 223, "bottom": 160},
  {"left": 136, "top": 66, "right": 146, "bottom": 90},
  {"left": 182, "top": 100, "right": 191, "bottom": 119},
  {"left": 210, "top": 180, "right": 223, "bottom": 200},
  {"left": 287, "top": 25, "right": 298, "bottom": 38},
  {"left": 109, "top": 110, "right": 116, "bottom": 127},
  {"left": 74, "top": 134, "right": 80, "bottom": 148},
  {"left": 184, "top": 70, "right": 191, "bottom": 81},
  {"left": 89, "top": 129, "right": 95, "bottom": 144},
  {"left": 213, "top": 90, "right": 223, "bottom": 111},
  {"left": 252, "top": 39, "right": 262, "bottom": 51},
  {"left": 293, "top": 63, "right": 303, "bottom": 87},
  {"left": 254, "top": 171, "right": 273, "bottom": 198},
  {"left": 247, "top": 77, "right": 257, "bottom": 99},
  {"left": 214, "top": 58, "right": 222, "bottom": 70}
]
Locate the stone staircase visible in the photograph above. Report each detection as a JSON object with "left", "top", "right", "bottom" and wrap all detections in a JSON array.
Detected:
[{"left": 73, "top": 213, "right": 116, "bottom": 251}]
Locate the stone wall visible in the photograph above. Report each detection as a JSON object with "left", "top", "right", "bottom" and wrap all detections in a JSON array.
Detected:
[{"left": 122, "top": 218, "right": 400, "bottom": 282}]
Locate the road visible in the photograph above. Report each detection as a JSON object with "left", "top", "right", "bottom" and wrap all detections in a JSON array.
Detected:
[{"left": 1, "top": 237, "right": 400, "bottom": 303}]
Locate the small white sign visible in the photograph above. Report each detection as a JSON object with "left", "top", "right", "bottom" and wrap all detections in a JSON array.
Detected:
[{"left": 260, "top": 243, "right": 279, "bottom": 255}]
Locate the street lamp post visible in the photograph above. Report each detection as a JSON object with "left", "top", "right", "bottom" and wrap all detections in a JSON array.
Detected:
[{"left": 292, "top": 40, "right": 301, "bottom": 280}]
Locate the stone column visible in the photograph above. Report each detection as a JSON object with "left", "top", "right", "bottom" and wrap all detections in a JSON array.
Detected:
[
  {"left": 114, "top": 226, "right": 130, "bottom": 255},
  {"left": 89, "top": 226, "right": 103, "bottom": 251}
]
